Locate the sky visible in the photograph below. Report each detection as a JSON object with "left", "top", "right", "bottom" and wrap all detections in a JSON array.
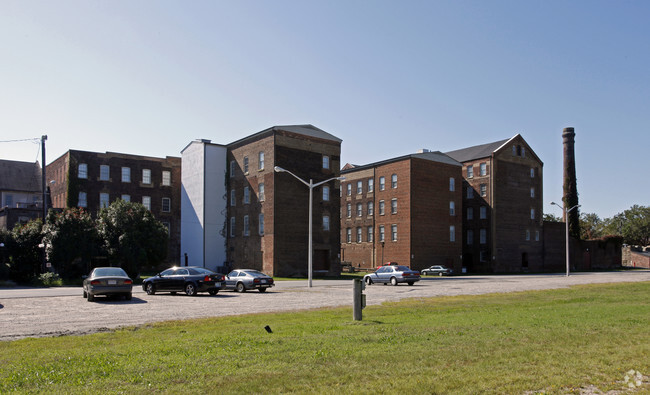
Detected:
[{"left": 1, "top": 0, "right": 648, "bottom": 219}]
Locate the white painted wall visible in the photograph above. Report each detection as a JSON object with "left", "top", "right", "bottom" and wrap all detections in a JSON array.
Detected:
[{"left": 180, "top": 141, "right": 227, "bottom": 271}]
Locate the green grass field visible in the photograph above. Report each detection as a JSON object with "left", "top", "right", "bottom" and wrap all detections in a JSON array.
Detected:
[{"left": 1, "top": 282, "right": 648, "bottom": 394}]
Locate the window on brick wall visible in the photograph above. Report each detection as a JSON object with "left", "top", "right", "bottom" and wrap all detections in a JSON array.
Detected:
[
  {"left": 78, "top": 163, "right": 87, "bottom": 179},
  {"left": 450, "top": 201, "right": 455, "bottom": 216},
  {"left": 367, "top": 226, "right": 373, "bottom": 242},
  {"left": 230, "top": 217, "right": 236, "bottom": 237},
  {"left": 121, "top": 194, "right": 130, "bottom": 202},
  {"left": 467, "top": 166, "right": 474, "bottom": 178},
  {"left": 450, "top": 177, "right": 455, "bottom": 191},
  {"left": 367, "top": 201, "right": 374, "bottom": 216},
  {"left": 379, "top": 176, "right": 385, "bottom": 191},
  {"left": 357, "top": 203, "right": 363, "bottom": 217},
  {"left": 379, "top": 200, "right": 385, "bottom": 215},
  {"left": 322, "top": 215, "right": 329, "bottom": 231},
  {"left": 142, "top": 169, "right": 151, "bottom": 184},
  {"left": 530, "top": 187, "right": 535, "bottom": 198},
  {"left": 259, "top": 183, "right": 265, "bottom": 201},
  {"left": 100, "top": 193, "right": 109, "bottom": 208},
  {"left": 467, "top": 187, "right": 474, "bottom": 199},
  {"left": 258, "top": 151, "right": 264, "bottom": 170},
  {"left": 391, "top": 224, "right": 397, "bottom": 241},
  {"left": 243, "top": 215, "right": 250, "bottom": 236},
  {"left": 480, "top": 206, "right": 487, "bottom": 219},
  {"left": 357, "top": 181, "right": 363, "bottom": 194},
  {"left": 162, "top": 171, "right": 171, "bottom": 186},
  {"left": 142, "top": 196, "right": 151, "bottom": 210},
  {"left": 100, "top": 165, "right": 109, "bottom": 181},
  {"left": 346, "top": 183, "right": 352, "bottom": 196},
  {"left": 346, "top": 203, "right": 352, "bottom": 218},
  {"left": 243, "top": 157, "right": 249, "bottom": 174},
  {"left": 323, "top": 155, "right": 330, "bottom": 169},
  {"left": 368, "top": 178, "right": 374, "bottom": 192},
  {"left": 78, "top": 192, "right": 87, "bottom": 208},
  {"left": 450, "top": 225, "right": 455, "bottom": 242},
  {"left": 230, "top": 160, "right": 235, "bottom": 177},
  {"left": 356, "top": 227, "right": 362, "bottom": 243},
  {"left": 525, "top": 229, "right": 530, "bottom": 241},
  {"left": 467, "top": 207, "right": 473, "bottom": 220},
  {"left": 391, "top": 199, "right": 397, "bottom": 214},
  {"left": 391, "top": 174, "right": 397, "bottom": 188},
  {"left": 259, "top": 214, "right": 265, "bottom": 235},
  {"left": 480, "top": 163, "right": 487, "bottom": 176},
  {"left": 121, "top": 167, "right": 131, "bottom": 183},
  {"left": 230, "top": 189, "right": 236, "bottom": 206},
  {"left": 467, "top": 230, "right": 473, "bottom": 245},
  {"left": 480, "top": 184, "right": 487, "bottom": 197},
  {"left": 162, "top": 197, "right": 170, "bottom": 212},
  {"left": 480, "top": 229, "right": 487, "bottom": 244},
  {"left": 322, "top": 185, "right": 329, "bottom": 201},
  {"left": 244, "top": 187, "right": 250, "bottom": 204},
  {"left": 346, "top": 228, "right": 352, "bottom": 243},
  {"left": 530, "top": 208, "right": 535, "bottom": 220},
  {"left": 379, "top": 225, "right": 385, "bottom": 242}
]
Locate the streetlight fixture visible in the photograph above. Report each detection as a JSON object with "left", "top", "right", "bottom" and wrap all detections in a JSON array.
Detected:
[
  {"left": 274, "top": 166, "right": 345, "bottom": 287},
  {"left": 550, "top": 201, "right": 581, "bottom": 277}
]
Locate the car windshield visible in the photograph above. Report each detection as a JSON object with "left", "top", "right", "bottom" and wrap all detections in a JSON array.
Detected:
[
  {"left": 93, "top": 268, "right": 127, "bottom": 277},
  {"left": 244, "top": 270, "right": 266, "bottom": 278},
  {"left": 396, "top": 266, "right": 411, "bottom": 272}
]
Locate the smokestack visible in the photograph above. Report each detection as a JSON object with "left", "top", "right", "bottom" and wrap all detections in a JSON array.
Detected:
[{"left": 562, "top": 127, "right": 580, "bottom": 239}]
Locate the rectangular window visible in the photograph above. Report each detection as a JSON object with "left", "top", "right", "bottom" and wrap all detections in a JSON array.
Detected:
[
  {"left": 78, "top": 164, "right": 88, "bottom": 179},
  {"left": 230, "top": 160, "right": 235, "bottom": 177},
  {"left": 259, "top": 183, "right": 265, "bottom": 201},
  {"left": 230, "top": 189, "right": 236, "bottom": 206},
  {"left": 162, "top": 197, "right": 171, "bottom": 212},
  {"left": 121, "top": 194, "right": 130, "bottom": 202},
  {"left": 535, "top": 230, "right": 540, "bottom": 241},
  {"left": 449, "top": 177, "right": 455, "bottom": 192},
  {"left": 142, "top": 196, "right": 151, "bottom": 210},
  {"left": 78, "top": 192, "right": 87, "bottom": 208},
  {"left": 244, "top": 186, "right": 250, "bottom": 204},
  {"left": 525, "top": 229, "right": 530, "bottom": 241},
  {"left": 467, "top": 207, "right": 473, "bottom": 220},
  {"left": 530, "top": 168, "right": 535, "bottom": 178},
  {"left": 258, "top": 151, "right": 265, "bottom": 170},
  {"left": 391, "top": 198, "right": 397, "bottom": 214},
  {"left": 379, "top": 225, "right": 385, "bottom": 242},
  {"left": 530, "top": 208, "right": 535, "bottom": 220},
  {"left": 367, "top": 226, "right": 373, "bottom": 242},
  {"left": 356, "top": 227, "right": 362, "bottom": 243},
  {"left": 530, "top": 187, "right": 535, "bottom": 198},
  {"left": 367, "top": 202, "right": 374, "bottom": 216},
  {"left": 480, "top": 163, "right": 487, "bottom": 176},
  {"left": 243, "top": 157, "right": 249, "bottom": 174},
  {"left": 391, "top": 174, "right": 397, "bottom": 188},
  {"left": 391, "top": 224, "right": 397, "bottom": 241},
  {"left": 243, "top": 215, "right": 250, "bottom": 236},
  {"left": 322, "top": 215, "right": 329, "bottom": 231},
  {"left": 379, "top": 200, "right": 385, "bottom": 215},
  {"left": 512, "top": 145, "right": 517, "bottom": 156},
  {"left": 323, "top": 155, "right": 330, "bottom": 169},
  {"left": 162, "top": 171, "right": 171, "bottom": 186},
  {"left": 467, "top": 187, "right": 474, "bottom": 199},
  {"left": 346, "top": 184, "right": 352, "bottom": 196},
  {"left": 368, "top": 178, "right": 374, "bottom": 192},
  {"left": 346, "top": 203, "right": 352, "bottom": 218},
  {"left": 467, "top": 166, "right": 474, "bottom": 178},
  {"left": 480, "top": 184, "right": 487, "bottom": 197},
  {"left": 467, "top": 230, "right": 474, "bottom": 245},
  {"left": 100, "top": 165, "right": 109, "bottom": 181},
  {"left": 356, "top": 203, "right": 362, "bottom": 217},
  {"left": 450, "top": 225, "right": 455, "bottom": 242},
  {"left": 480, "top": 229, "right": 487, "bottom": 244},
  {"left": 357, "top": 181, "right": 363, "bottom": 194},
  {"left": 480, "top": 206, "right": 487, "bottom": 219},
  {"left": 259, "top": 214, "right": 265, "bottom": 235},
  {"left": 379, "top": 176, "right": 385, "bottom": 191},
  {"left": 522, "top": 147, "right": 526, "bottom": 157},
  {"left": 322, "top": 185, "right": 329, "bottom": 201},
  {"left": 346, "top": 228, "right": 352, "bottom": 243},
  {"left": 230, "top": 217, "right": 236, "bottom": 237},
  {"left": 100, "top": 193, "right": 109, "bottom": 208},
  {"left": 121, "top": 167, "right": 131, "bottom": 183},
  {"left": 450, "top": 201, "right": 455, "bottom": 216},
  {"left": 142, "top": 169, "right": 151, "bottom": 184}
]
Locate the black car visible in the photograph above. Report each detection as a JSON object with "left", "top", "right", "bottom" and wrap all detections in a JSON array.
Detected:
[{"left": 142, "top": 266, "right": 225, "bottom": 296}]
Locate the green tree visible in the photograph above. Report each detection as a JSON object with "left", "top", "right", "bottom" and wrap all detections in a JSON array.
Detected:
[
  {"left": 0, "top": 228, "right": 11, "bottom": 280},
  {"left": 619, "top": 205, "right": 650, "bottom": 246},
  {"left": 42, "top": 208, "right": 98, "bottom": 280},
  {"left": 543, "top": 213, "right": 562, "bottom": 222},
  {"left": 9, "top": 219, "right": 44, "bottom": 283},
  {"left": 96, "top": 200, "right": 168, "bottom": 278},
  {"left": 579, "top": 212, "right": 604, "bottom": 240}
]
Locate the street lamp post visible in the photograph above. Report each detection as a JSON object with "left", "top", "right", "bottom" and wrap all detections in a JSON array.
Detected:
[
  {"left": 274, "top": 166, "right": 345, "bottom": 288},
  {"left": 550, "top": 201, "right": 581, "bottom": 277}
]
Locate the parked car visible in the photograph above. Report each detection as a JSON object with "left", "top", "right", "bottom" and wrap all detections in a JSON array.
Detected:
[
  {"left": 83, "top": 267, "right": 133, "bottom": 302},
  {"left": 142, "top": 266, "right": 225, "bottom": 296},
  {"left": 421, "top": 265, "right": 453, "bottom": 276},
  {"left": 224, "top": 269, "right": 274, "bottom": 293},
  {"left": 363, "top": 265, "right": 420, "bottom": 286}
]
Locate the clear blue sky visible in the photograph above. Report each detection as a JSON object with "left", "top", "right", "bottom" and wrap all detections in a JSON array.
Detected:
[{"left": 1, "top": 0, "right": 648, "bottom": 219}]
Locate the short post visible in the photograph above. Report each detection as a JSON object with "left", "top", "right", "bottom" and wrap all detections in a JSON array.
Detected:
[{"left": 353, "top": 278, "right": 365, "bottom": 321}]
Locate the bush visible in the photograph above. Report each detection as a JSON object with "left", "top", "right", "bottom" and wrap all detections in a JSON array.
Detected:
[{"left": 32, "top": 272, "right": 63, "bottom": 287}]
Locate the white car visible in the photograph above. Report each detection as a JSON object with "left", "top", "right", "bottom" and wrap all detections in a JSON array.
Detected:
[{"left": 421, "top": 265, "right": 453, "bottom": 276}]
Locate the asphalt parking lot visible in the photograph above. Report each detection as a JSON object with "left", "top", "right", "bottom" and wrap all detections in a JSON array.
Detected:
[{"left": 1, "top": 270, "right": 648, "bottom": 341}]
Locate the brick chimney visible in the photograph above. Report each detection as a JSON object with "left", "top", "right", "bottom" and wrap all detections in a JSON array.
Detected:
[{"left": 562, "top": 127, "right": 580, "bottom": 239}]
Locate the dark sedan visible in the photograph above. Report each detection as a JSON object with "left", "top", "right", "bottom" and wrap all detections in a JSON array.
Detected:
[
  {"left": 83, "top": 267, "right": 133, "bottom": 302},
  {"left": 142, "top": 266, "right": 224, "bottom": 296},
  {"left": 224, "top": 269, "right": 274, "bottom": 293}
]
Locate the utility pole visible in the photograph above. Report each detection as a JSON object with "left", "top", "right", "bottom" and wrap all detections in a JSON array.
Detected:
[{"left": 41, "top": 135, "right": 48, "bottom": 221}]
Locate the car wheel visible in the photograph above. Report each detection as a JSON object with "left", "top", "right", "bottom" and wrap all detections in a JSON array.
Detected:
[
  {"left": 365, "top": 277, "right": 373, "bottom": 285},
  {"left": 145, "top": 283, "right": 155, "bottom": 295},
  {"left": 208, "top": 289, "right": 218, "bottom": 295},
  {"left": 408, "top": 282, "right": 414, "bottom": 286},
  {"left": 83, "top": 289, "right": 87, "bottom": 298},
  {"left": 87, "top": 293, "right": 95, "bottom": 302},
  {"left": 185, "top": 283, "right": 198, "bottom": 296},
  {"left": 236, "top": 282, "right": 246, "bottom": 293},
  {"left": 258, "top": 288, "right": 267, "bottom": 293},
  {"left": 390, "top": 277, "right": 398, "bottom": 286},
  {"left": 125, "top": 293, "right": 132, "bottom": 301}
]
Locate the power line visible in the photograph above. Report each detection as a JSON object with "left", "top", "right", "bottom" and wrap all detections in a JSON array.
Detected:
[{"left": 0, "top": 138, "right": 41, "bottom": 143}]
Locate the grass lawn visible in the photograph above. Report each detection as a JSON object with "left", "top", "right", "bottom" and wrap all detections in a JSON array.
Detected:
[{"left": 0, "top": 282, "right": 648, "bottom": 394}]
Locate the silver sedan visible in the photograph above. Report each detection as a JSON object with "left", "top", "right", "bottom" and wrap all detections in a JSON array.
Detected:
[
  {"left": 363, "top": 265, "right": 420, "bottom": 286},
  {"left": 224, "top": 269, "right": 274, "bottom": 293}
]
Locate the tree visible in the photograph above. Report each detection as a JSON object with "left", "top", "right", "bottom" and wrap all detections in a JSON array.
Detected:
[
  {"left": 619, "top": 205, "right": 650, "bottom": 246},
  {"left": 543, "top": 213, "right": 562, "bottom": 222},
  {"left": 580, "top": 212, "right": 604, "bottom": 240},
  {"left": 42, "top": 208, "right": 98, "bottom": 280},
  {"left": 96, "top": 200, "right": 168, "bottom": 278},
  {"left": 9, "top": 219, "right": 44, "bottom": 283}
]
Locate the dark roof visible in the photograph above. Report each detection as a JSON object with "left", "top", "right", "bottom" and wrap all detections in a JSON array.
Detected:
[
  {"left": 228, "top": 124, "right": 342, "bottom": 147},
  {"left": 0, "top": 160, "right": 42, "bottom": 193},
  {"left": 445, "top": 138, "right": 511, "bottom": 163},
  {"left": 342, "top": 151, "right": 461, "bottom": 174}
]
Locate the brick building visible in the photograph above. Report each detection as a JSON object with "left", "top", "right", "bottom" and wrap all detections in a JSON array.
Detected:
[
  {"left": 446, "top": 134, "right": 544, "bottom": 272},
  {"left": 340, "top": 150, "right": 463, "bottom": 273},
  {"left": 0, "top": 160, "right": 43, "bottom": 230},
  {"left": 181, "top": 125, "right": 342, "bottom": 277},
  {"left": 47, "top": 150, "right": 182, "bottom": 264}
]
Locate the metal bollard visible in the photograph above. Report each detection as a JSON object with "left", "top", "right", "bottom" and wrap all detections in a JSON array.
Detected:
[{"left": 353, "top": 278, "right": 365, "bottom": 321}]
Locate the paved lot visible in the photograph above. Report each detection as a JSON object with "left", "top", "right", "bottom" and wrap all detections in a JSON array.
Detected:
[{"left": 1, "top": 271, "right": 648, "bottom": 341}]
